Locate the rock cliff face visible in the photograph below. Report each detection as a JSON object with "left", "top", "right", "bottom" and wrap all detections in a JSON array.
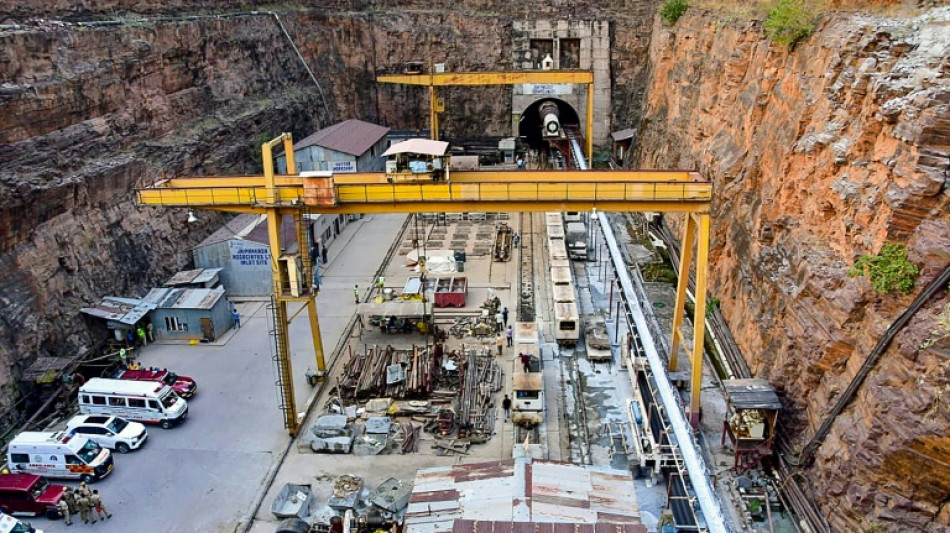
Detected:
[
  {"left": 634, "top": 7, "right": 950, "bottom": 531},
  {"left": 0, "top": 2, "right": 655, "bottom": 403}
]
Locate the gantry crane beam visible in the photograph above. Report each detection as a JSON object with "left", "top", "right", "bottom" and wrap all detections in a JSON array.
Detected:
[
  {"left": 137, "top": 170, "right": 711, "bottom": 215},
  {"left": 376, "top": 70, "right": 594, "bottom": 86},
  {"left": 376, "top": 70, "right": 595, "bottom": 161},
  {"left": 136, "top": 134, "right": 713, "bottom": 436}
]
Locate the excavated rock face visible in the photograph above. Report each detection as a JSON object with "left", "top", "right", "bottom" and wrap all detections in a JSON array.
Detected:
[
  {"left": 635, "top": 7, "right": 950, "bottom": 531},
  {"left": 0, "top": 2, "right": 656, "bottom": 405},
  {"left": 0, "top": 15, "right": 326, "bottom": 391}
]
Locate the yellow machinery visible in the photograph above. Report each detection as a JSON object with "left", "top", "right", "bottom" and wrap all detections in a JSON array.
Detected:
[
  {"left": 376, "top": 70, "right": 595, "bottom": 162},
  {"left": 382, "top": 138, "right": 451, "bottom": 183},
  {"left": 136, "top": 134, "right": 713, "bottom": 435}
]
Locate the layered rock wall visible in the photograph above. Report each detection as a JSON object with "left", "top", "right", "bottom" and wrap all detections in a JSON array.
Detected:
[
  {"left": 634, "top": 7, "right": 950, "bottom": 531},
  {"left": 0, "top": 2, "right": 656, "bottom": 407}
]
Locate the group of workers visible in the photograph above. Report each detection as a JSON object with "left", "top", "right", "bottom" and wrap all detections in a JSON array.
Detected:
[
  {"left": 124, "top": 323, "right": 154, "bottom": 348},
  {"left": 57, "top": 482, "right": 112, "bottom": 525}
]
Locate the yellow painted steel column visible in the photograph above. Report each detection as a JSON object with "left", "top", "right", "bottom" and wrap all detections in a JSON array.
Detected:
[
  {"left": 307, "top": 298, "right": 326, "bottom": 373},
  {"left": 688, "top": 213, "right": 711, "bottom": 429},
  {"left": 274, "top": 300, "right": 298, "bottom": 435},
  {"left": 586, "top": 82, "right": 594, "bottom": 163},
  {"left": 283, "top": 135, "right": 296, "bottom": 175},
  {"left": 263, "top": 135, "right": 301, "bottom": 435},
  {"left": 429, "top": 86, "right": 439, "bottom": 141},
  {"left": 669, "top": 214, "right": 696, "bottom": 372}
]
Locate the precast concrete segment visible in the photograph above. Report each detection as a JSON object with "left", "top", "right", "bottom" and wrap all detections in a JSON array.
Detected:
[{"left": 596, "top": 211, "right": 729, "bottom": 533}]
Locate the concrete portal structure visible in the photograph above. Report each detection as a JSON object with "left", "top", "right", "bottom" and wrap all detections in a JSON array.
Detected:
[{"left": 512, "top": 21, "right": 611, "bottom": 144}]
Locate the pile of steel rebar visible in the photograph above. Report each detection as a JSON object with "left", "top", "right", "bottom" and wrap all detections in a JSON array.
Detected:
[
  {"left": 455, "top": 348, "right": 503, "bottom": 441},
  {"left": 339, "top": 344, "right": 442, "bottom": 399}
]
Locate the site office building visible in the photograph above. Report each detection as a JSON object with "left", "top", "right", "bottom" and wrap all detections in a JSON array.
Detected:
[{"left": 193, "top": 213, "right": 349, "bottom": 298}]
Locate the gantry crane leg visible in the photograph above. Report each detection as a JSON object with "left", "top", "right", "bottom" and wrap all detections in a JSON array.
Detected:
[{"left": 667, "top": 213, "right": 711, "bottom": 429}]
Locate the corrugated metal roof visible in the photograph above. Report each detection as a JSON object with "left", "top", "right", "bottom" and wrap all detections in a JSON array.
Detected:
[
  {"left": 164, "top": 268, "right": 222, "bottom": 286},
  {"left": 246, "top": 215, "right": 311, "bottom": 253},
  {"left": 383, "top": 138, "right": 450, "bottom": 157},
  {"left": 295, "top": 119, "right": 390, "bottom": 156},
  {"left": 405, "top": 458, "right": 641, "bottom": 533},
  {"left": 80, "top": 297, "right": 155, "bottom": 326},
  {"left": 195, "top": 214, "right": 312, "bottom": 252},
  {"left": 143, "top": 287, "right": 225, "bottom": 310},
  {"left": 196, "top": 214, "right": 264, "bottom": 248},
  {"left": 452, "top": 521, "right": 647, "bottom": 533},
  {"left": 610, "top": 128, "right": 637, "bottom": 142},
  {"left": 724, "top": 378, "right": 783, "bottom": 410}
]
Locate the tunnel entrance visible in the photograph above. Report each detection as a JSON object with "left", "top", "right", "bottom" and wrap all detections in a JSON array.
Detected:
[{"left": 518, "top": 98, "right": 581, "bottom": 151}]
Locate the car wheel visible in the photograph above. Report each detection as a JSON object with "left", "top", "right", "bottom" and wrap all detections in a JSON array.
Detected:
[
  {"left": 161, "top": 419, "right": 173, "bottom": 429},
  {"left": 47, "top": 507, "right": 62, "bottom": 520},
  {"left": 81, "top": 474, "right": 94, "bottom": 484},
  {"left": 116, "top": 442, "right": 131, "bottom": 454}
]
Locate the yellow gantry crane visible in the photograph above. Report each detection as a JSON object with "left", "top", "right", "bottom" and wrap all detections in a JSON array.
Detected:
[
  {"left": 136, "top": 134, "right": 713, "bottom": 435},
  {"left": 376, "top": 70, "right": 595, "bottom": 163}
]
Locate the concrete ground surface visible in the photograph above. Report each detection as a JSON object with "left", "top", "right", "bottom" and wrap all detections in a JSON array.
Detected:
[
  {"left": 248, "top": 215, "right": 524, "bottom": 533},
  {"left": 27, "top": 214, "right": 408, "bottom": 533},
  {"left": 28, "top": 210, "right": 752, "bottom": 533}
]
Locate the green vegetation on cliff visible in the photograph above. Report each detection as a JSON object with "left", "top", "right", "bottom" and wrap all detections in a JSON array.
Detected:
[
  {"left": 848, "top": 243, "right": 920, "bottom": 295},
  {"left": 660, "top": 0, "right": 689, "bottom": 25},
  {"left": 764, "top": 0, "right": 817, "bottom": 45}
]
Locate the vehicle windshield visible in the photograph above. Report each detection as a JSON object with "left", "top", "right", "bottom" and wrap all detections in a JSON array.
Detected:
[
  {"left": 163, "top": 372, "right": 178, "bottom": 385},
  {"left": 160, "top": 391, "right": 180, "bottom": 409},
  {"left": 106, "top": 418, "right": 128, "bottom": 433},
  {"left": 10, "top": 521, "right": 34, "bottom": 533},
  {"left": 29, "top": 478, "right": 49, "bottom": 500},
  {"left": 76, "top": 439, "right": 103, "bottom": 463}
]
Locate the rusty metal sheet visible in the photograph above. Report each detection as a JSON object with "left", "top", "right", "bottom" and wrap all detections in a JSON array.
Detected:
[{"left": 411, "top": 490, "right": 460, "bottom": 503}]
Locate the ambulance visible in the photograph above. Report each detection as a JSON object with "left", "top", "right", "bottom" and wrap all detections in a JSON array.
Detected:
[{"left": 7, "top": 431, "right": 114, "bottom": 483}]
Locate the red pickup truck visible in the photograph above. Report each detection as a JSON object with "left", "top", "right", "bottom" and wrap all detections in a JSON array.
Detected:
[{"left": 113, "top": 368, "right": 198, "bottom": 398}]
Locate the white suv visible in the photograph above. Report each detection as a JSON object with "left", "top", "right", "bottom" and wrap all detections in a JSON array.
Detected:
[{"left": 65, "top": 415, "right": 148, "bottom": 453}]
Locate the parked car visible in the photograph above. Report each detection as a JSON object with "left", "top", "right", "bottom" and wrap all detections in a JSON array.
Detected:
[
  {"left": 112, "top": 368, "right": 197, "bottom": 398},
  {"left": 65, "top": 414, "right": 148, "bottom": 453},
  {"left": 0, "top": 474, "right": 64, "bottom": 520}
]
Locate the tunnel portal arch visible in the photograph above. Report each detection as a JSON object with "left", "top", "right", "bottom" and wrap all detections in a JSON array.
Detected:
[{"left": 518, "top": 98, "right": 581, "bottom": 151}]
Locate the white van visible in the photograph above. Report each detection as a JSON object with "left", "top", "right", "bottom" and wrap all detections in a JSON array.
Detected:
[
  {"left": 7, "top": 431, "right": 114, "bottom": 483},
  {"left": 78, "top": 378, "right": 188, "bottom": 429}
]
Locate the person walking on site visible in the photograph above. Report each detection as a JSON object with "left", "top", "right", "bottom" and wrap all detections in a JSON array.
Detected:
[
  {"left": 502, "top": 306, "right": 509, "bottom": 326},
  {"left": 496, "top": 335, "right": 504, "bottom": 356},
  {"left": 354, "top": 284, "right": 361, "bottom": 304},
  {"left": 506, "top": 326, "right": 513, "bottom": 347},
  {"left": 136, "top": 325, "right": 147, "bottom": 347},
  {"left": 520, "top": 352, "right": 531, "bottom": 373},
  {"left": 494, "top": 310, "right": 503, "bottom": 333},
  {"left": 91, "top": 489, "right": 112, "bottom": 520},
  {"left": 321, "top": 247, "right": 328, "bottom": 264},
  {"left": 125, "top": 329, "right": 134, "bottom": 348},
  {"left": 502, "top": 394, "right": 512, "bottom": 422},
  {"left": 232, "top": 308, "right": 241, "bottom": 329},
  {"left": 313, "top": 265, "right": 322, "bottom": 291}
]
